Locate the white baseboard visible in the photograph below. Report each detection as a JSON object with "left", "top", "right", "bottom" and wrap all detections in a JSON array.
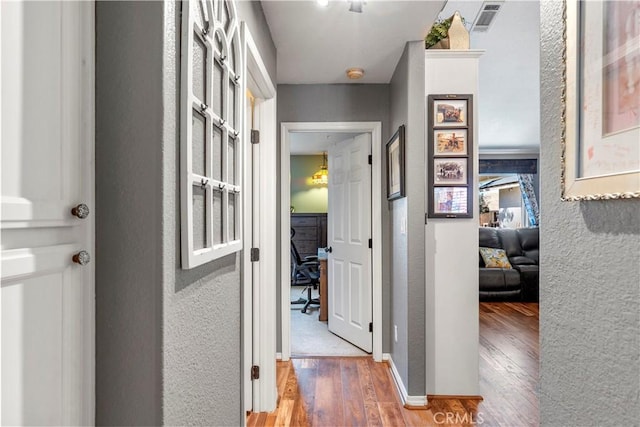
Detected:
[
  {"left": 276, "top": 352, "right": 283, "bottom": 361},
  {"left": 382, "top": 353, "right": 427, "bottom": 407}
]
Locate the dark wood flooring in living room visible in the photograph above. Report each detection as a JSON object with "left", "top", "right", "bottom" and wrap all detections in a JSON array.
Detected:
[{"left": 247, "top": 302, "right": 539, "bottom": 426}]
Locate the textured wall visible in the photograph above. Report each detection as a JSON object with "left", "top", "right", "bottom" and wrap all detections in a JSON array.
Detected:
[
  {"left": 162, "top": 1, "right": 242, "bottom": 424},
  {"left": 388, "top": 41, "right": 427, "bottom": 396},
  {"left": 389, "top": 46, "right": 410, "bottom": 388},
  {"left": 235, "top": 0, "right": 276, "bottom": 82},
  {"left": 95, "top": 2, "right": 164, "bottom": 424},
  {"left": 290, "top": 155, "right": 328, "bottom": 213},
  {"left": 403, "top": 41, "right": 427, "bottom": 396},
  {"left": 539, "top": 2, "right": 640, "bottom": 425},
  {"left": 276, "top": 84, "right": 392, "bottom": 353},
  {"left": 96, "top": 1, "right": 276, "bottom": 425}
]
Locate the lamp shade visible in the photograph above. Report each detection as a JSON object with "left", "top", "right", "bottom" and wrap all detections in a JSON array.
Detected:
[{"left": 311, "top": 153, "right": 329, "bottom": 185}]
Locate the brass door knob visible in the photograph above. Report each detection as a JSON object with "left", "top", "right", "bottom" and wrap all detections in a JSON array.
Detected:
[
  {"left": 72, "top": 251, "right": 91, "bottom": 265},
  {"left": 71, "top": 204, "right": 90, "bottom": 219}
]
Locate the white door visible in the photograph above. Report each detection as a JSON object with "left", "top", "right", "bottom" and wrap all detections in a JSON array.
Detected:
[
  {"left": 327, "top": 133, "right": 372, "bottom": 353},
  {"left": 1, "top": 1, "right": 94, "bottom": 424}
]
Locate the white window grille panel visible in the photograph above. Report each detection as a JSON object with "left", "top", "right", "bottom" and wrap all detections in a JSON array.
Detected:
[{"left": 181, "top": 0, "right": 242, "bottom": 268}]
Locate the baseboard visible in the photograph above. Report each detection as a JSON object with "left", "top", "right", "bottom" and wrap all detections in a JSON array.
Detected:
[
  {"left": 382, "top": 353, "right": 428, "bottom": 408},
  {"left": 276, "top": 352, "right": 283, "bottom": 361},
  {"left": 427, "top": 394, "right": 484, "bottom": 401}
]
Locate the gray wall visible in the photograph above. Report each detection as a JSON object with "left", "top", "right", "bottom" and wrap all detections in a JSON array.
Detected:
[
  {"left": 96, "top": 1, "right": 276, "bottom": 425},
  {"left": 236, "top": 0, "right": 276, "bottom": 80},
  {"left": 389, "top": 47, "right": 410, "bottom": 390},
  {"left": 388, "top": 41, "right": 427, "bottom": 396},
  {"left": 277, "top": 84, "right": 392, "bottom": 353},
  {"left": 95, "top": 2, "right": 164, "bottom": 424},
  {"left": 539, "top": 2, "right": 640, "bottom": 425}
]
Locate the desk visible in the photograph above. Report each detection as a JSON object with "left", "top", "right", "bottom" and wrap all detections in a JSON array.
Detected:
[{"left": 319, "top": 259, "right": 328, "bottom": 322}]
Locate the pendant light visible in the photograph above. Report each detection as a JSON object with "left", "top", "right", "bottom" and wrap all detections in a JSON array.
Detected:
[{"left": 311, "top": 152, "right": 329, "bottom": 185}]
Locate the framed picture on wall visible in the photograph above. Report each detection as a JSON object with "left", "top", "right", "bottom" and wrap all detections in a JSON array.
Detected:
[
  {"left": 563, "top": 0, "right": 640, "bottom": 200},
  {"left": 434, "top": 129, "right": 467, "bottom": 155},
  {"left": 386, "top": 125, "right": 406, "bottom": 201},
  {"left": 434, "top": 158, "right": 467, "bottom": 185},
  {"left": 432, "top": 187, "right": 469, "bottom": 215},
  {"left": 428, "top": 94, "right": 473, "bottom": 218},
  {"left": 433, "top": 99, "right": 468, "bottom": 127}
]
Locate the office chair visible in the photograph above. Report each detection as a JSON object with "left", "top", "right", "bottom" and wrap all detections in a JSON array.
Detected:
[{"left": 290, "top": 228, "right": 321, "bottom": 314}]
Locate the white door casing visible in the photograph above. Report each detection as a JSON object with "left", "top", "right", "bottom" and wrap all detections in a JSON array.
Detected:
[
  {"left": 1, "top": 1, "right": 95, "bottom": 425},
  {"left": 241, "top": 23, "right": 277, "bottom": 415},
  {"left": 280, "top": 122, "right": 382, "bottom": 362},
  {"left": 327, "top": 134, "right": 372, "bottom": 353}
]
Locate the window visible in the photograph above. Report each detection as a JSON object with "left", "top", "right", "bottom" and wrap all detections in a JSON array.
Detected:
[{"left": 181, "top": 0, "right": 242, "bottom": 268}]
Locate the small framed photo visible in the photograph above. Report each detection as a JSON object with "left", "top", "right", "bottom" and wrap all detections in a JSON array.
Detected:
[
  {"left": 433, "top": 99, "right": 468, "bottom": 127},
  {"left": 434, "top": 158, "right": 467, "bottom": 185},
  {"left": 386, "top": 125, "right": 405, "bottom": 201},
  {"left": 431, "top": 186, "right": 471, "bottom": 218},
  {"left": 434, "top": 129, "right": 467, "bottom": 155}
]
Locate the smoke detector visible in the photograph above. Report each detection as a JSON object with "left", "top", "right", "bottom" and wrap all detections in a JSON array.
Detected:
[
  {"left": 346, "top": 68, "right": 364, "bottom": 80},
  {"left": 472, "top": 1, "right": 504, "bottom": 32}
]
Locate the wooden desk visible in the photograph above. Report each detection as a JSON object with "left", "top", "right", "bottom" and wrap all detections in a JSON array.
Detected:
[{"left": 319, "top": 259, "right": 328, "bottom": 322}]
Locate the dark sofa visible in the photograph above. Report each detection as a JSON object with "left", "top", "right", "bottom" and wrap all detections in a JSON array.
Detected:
[{"left": 479, "top": 227, "right": 539, "bottom": 301}]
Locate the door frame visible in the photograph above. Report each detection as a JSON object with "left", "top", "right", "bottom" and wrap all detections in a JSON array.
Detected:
[
  {"left": 280, "top": 122, "right": 383, "bottom": 362},
  {"left": 241, "top": 23, "right": 277, "bottom": 415}
]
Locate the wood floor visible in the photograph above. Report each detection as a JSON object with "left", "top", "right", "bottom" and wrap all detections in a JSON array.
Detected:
[{"left": 247, "top": 302, "right": 539, "bottom": 426}]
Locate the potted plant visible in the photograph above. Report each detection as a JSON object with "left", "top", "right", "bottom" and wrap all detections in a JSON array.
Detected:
[{"left": 425, "top": 11, "right": 469, "bottom": 50}]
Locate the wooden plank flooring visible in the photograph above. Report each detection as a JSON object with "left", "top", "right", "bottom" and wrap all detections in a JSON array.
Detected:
[{"left": 247, "top": 302, "right": 538, "bottom": 426}]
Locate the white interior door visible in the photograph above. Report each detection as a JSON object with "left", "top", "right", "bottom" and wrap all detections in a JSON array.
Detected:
[
  {"left": 1, "top": 1, "right": 94, "bottom": 424},
  {"left": 327, "top": 133, "right": 372, "bottom": 353}
]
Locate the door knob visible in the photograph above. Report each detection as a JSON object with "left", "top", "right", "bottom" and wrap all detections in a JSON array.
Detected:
[
  {"left": 325, "top": 246, "right": 332, "bottom": 253},
  {"left": 71, "top": 204, "right": 90, "bottom": 219},
  {"left": 72, "top": 251, "right": 91, "bottom": 265}
]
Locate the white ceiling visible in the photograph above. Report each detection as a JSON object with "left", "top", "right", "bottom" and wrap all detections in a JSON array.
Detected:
[
  {"left": 262, "top": 0, "right": 541, "bottom": 151},
  {"left": 261, "top": 0, "right": 446, "bottom": 84},
  {"left": 289, "top": 132, "right": 360, "bottom": 154}
]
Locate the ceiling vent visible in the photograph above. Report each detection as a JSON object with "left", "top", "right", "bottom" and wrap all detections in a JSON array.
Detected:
[{"left": 472, "top": 1, "right": 504, "bottom": 32}]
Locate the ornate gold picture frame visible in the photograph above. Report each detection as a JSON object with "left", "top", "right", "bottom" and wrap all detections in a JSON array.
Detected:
[{"left": 563, "top": 0, "right": 640, "bottom": 201}]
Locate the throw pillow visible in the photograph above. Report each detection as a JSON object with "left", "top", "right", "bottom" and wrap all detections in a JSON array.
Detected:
[{"left": 479, "top": 247, "right": 512, "bottom": 269}]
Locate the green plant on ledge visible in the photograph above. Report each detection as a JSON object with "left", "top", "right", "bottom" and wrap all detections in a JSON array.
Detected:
[
  {"left": 425, "top": 17, "right": 453, "bottom": 49},
  {"left": 425, "top": 14, "right": 467, "bottom": 49}
]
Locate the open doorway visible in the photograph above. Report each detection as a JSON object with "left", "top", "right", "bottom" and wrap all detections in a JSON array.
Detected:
[
  {"left": 280, "top": 122, "right": 383, "bottom": 362},
  {"left": 289, "top": 133, "right": 368, "bottom": 357}
]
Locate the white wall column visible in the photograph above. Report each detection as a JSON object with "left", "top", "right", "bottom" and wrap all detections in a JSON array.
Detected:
[{"left": 424, "top": 50, "right": 484, "bottom": 396}]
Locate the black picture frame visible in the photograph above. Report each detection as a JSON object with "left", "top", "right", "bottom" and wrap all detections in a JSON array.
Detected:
[
  {"left": 427, "top": 94, "right": 473, "bottom": 218},
  {"left": 386, "top": 125, "right": 405, "bottom": 201}
]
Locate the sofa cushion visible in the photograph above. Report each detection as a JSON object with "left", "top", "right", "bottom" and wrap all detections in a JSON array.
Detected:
[
  {"left": 479, "top": 247, "right": 512, "bottom": 268},
  {"left": 509, "top": 255, "right": 537, "bottom": 266},
  {"left": 517, "top": 227, "right": 539, "bottom": 263},
  {"left": 479, "top": 268, "right": 520, "bottom": 291},
  {"left": 499, "top": 228, "right": 523, "bottom": 258},
  {"left": 479, "top": 227, "right": 501, "bottom": 248}
]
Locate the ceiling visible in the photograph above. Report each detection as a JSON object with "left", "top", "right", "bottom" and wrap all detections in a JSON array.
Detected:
[
  {"left": 262, "top": 0, "right": 541, "bottom": 151},
  {"left": 261, "top": 0, "right": 445, "bottom": 84}
]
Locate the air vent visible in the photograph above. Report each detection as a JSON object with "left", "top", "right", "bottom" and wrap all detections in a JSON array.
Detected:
[{"left": 472, "top": 1, "right": 504, "bottom": 32}]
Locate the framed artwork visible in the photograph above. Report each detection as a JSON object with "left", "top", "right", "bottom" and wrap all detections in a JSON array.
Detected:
[
  {"left": 563, "top": 0, "right": 640, "bottom": 200},
  {"left": 434, "top": 129, "right": 467, "bottom": 155},
  {"left": 386, "top": 125, "right": 405, "bottom": 201},
  {"left": 433, "top": 99, "right": 468, "bottom": 127},
  {"left": 428, "top": 94, "right": 473, "bottom": 218},
  {"left": 434, "top": 158, "right": 467, "bottom": 185},
  {"left": 433, "top": 187, "right": 469, "bottom": 215}
]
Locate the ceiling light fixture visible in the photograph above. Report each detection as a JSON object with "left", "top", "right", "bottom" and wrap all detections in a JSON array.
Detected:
[
  {"left": 311, "top": 153, "right": 329, "bottom": 185},
  {"left": 348, "top": 0, "right": 365, "bottom": 13},
  {"left": 316, "top": 0, "right": 329, "bottom": 7},
  {"left": 346, "top": 67, "right": 365, "bottom": 80}
]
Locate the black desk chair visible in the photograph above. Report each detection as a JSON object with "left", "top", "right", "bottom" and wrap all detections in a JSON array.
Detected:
[{"left": 290, "top": 228, "right": 320, "bottom": 314}]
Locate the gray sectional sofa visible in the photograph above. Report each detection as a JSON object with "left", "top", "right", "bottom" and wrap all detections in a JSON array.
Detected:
[{"left": 479, "top": 227, "right": 539, "bottom": 301}]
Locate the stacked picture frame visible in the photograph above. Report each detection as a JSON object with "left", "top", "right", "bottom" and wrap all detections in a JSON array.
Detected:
[{"left": 427, "top": 94, "right": 473, "bottom": 218}]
